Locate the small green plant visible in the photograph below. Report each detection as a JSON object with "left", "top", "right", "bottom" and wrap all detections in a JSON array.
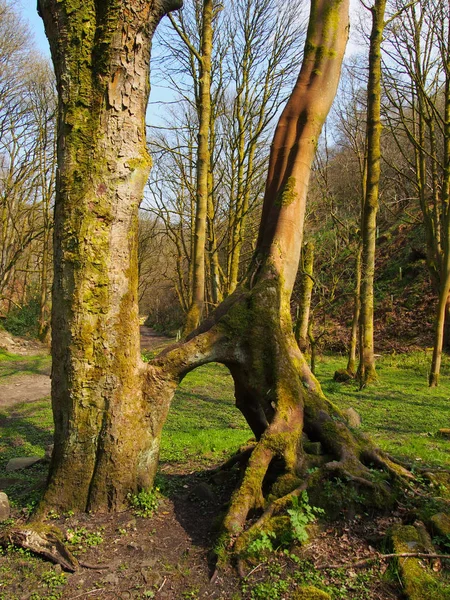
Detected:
[
  {"left": 246, "top": 531, "right": 276, "bottom": 557},
  {"left": 245, "top": 492, "right": 323, "bottom": 558},
  {"left": 3, "top": 298, "right": 41, "bottom": 337},
  {"left": 66, "top": 527, "right": 103, "bottom": 548},
  {"left": 181, "top": 586, "right": 200, "bottom": 599},
  {"left": 433, "top": 534, "right": 450, "bottom": 552},
  {"left": 42, "top": 570, "right": 67, "bottom": 588},
  {"left": 128, "top": 487, "right": 159, "bottom": 517},
  {"left": 287, "top": 491, "right": 324, "bottom": 544},
  {"left": 242, "top": 577, "right": 289, "bottom": 600},
  {"left": 141, "top": 350, "right": 156, "bottom": 362}
]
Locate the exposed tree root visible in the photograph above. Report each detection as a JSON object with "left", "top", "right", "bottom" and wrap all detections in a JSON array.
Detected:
[{"left": 1, "top": 526, "right": 78, "bottom": 572}]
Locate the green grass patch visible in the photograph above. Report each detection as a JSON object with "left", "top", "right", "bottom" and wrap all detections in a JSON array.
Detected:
[
  {"left": 317, "top": 351, "right": 450, "bottom": 469},
  {"left": 0, "top": 399, "right": 53, "bottom": 467},
  {"left": 0, "top": 350, "right": 51, "bottom": 379},
  {"left": 160, "top": 363, "right": 251, "bottom": 466}
]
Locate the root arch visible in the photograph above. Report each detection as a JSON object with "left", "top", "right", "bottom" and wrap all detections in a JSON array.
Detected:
[{"left": 148, "top": 278, "right": 411, "bottom": 559}]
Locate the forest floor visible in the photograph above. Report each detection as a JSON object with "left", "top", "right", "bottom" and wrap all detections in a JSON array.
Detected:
[{"left": 0, "top": 331, "right": 450, "bottom": 599}]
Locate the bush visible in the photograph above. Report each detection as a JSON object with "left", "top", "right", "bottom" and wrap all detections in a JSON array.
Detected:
[{"left": 3, "top": 298, "right": 40, "bottom": 338}]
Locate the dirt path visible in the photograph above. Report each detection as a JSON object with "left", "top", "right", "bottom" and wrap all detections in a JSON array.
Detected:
[
  {"left": 0, "top": 374, "right": 51, "bottom": 408},
  {"left": 0, "top": 326, "right": 174, "bottom": 409}
]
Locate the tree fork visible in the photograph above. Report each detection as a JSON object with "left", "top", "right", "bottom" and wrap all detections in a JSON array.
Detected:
[{"left": 11, "top": 0, "right": 416, "bottom": 573}]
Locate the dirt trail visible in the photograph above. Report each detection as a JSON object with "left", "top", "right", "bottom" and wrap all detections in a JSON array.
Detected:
[
  {"left": 0, "top": 374, "right": 51, "bottom": 408},
  {"left": 0, "top": 326, "right": 173, "bottom": 409}
]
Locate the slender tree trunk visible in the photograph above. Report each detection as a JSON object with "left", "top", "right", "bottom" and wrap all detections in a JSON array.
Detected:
[
  {"left": 430, "top": 38, "right": 450, "bottom": 386},
  {"left": 429, "top": 277, "right": 450, "bottom": 386},
  {"left": 38, "top": 233, "right": 49, "bottom": 340},
  {"left": 294, "top": 241, "right": 314, "bottom": 352},
  {"left": 358, "top": 0, "right": 386, "bottom": 386},
  {"left": 38, "top": 0, "right": 181, "bottom": 513},
  {"left": 347, "top": 246, "right": 361, "bottom": 375},
  {"left": 207, "top": 145, "right": 222, "bottom": 305},
  {"left": 184, "top": 0, "right": 213, "bottom": 333}
]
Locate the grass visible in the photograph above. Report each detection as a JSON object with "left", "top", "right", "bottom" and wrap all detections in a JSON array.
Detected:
[
  {"left": 317, "top": 351, "right": 450, "bottom": 469},
  {"left": 0, "top": 349, "right": 51, "bottom": 379},
  {"left": 160, "top": 363, "right": 251, "bottom": 466}
]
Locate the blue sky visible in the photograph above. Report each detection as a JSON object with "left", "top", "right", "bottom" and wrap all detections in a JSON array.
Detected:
[
  {"left": 19, "top": 0, "right": 50, "bottom": 56},
  {"left": 16, "top": 0, "right": 365, "bottom": 127},
  {"left": 18, "top": 0, "right": 364, "bottom": 57}
]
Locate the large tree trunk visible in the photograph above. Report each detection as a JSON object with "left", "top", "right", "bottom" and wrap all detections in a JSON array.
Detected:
[
  {"left": 358, "top": 0, "right": 386, "bottom": 386},
  {"left": 38, "top": 0, "right": 181, "bottom": 513},
  {"left": 153, "top": 0, "right": 408, "bottom": 555}
]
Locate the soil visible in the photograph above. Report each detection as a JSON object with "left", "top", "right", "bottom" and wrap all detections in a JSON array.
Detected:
[
  {"left": 0, "top": 330, "right": 49, "bottom": 356},
  {"left": 3, "top": 460, "right": 405, "bottom": 600},
  {"left": 0, "top": 374, "right": 51, "bottom": 408}
]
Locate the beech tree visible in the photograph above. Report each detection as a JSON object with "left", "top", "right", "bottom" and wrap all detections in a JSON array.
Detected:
[{"left": 20, "top": 0, "right": 411, "bottom": 566}]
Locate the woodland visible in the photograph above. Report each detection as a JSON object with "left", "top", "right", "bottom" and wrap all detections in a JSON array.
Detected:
[{"left": 0, "top": 0, "right": 449, "bottom": 599}]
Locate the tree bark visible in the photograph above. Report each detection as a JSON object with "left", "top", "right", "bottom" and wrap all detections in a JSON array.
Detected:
[
  {"left": 38, "top": 0, "right": 182, "bottom": 513},
  {"left": 184, "top": 0, "right": 214, "bottom": 333},
  {"left": 347, "top": 246, "right": 361, "bottom": 375},
  {"left": 358, "top": 0, "right": 386, "bottom": 386},
  {"left": 294, "top": 242, "right": 314, "bottom": 352}
]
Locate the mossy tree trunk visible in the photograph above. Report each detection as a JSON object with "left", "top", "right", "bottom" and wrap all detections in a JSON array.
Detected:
[
  {"left": 153, "top": 0, "right": 408, "bottom": 554},
  {"left": 429, "top": 27, "right": 450, "bottom": 386},
  {"left": 358, "top": 0, "right": 386, "bottom": 387},
  {"left": 37, "top": 0, "right": 182, "bottom": 513}
]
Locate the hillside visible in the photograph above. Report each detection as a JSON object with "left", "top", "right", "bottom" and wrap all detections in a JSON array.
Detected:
[{"left": 305, "top": 217, "right": 437, "bottom": 355}]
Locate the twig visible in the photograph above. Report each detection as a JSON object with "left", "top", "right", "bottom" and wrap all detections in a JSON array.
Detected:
[
  {"left": 158, "top": 577, "right": 167, "bottom": 592},
  {"left": 210, "top": 568, "right": 219, "bottom": 584},
  {"left": 318, "top": 552, "right": 450, "bottom": 570},
  {"left": 79, "top": 560, "right": 110, "bottom": 570},
  {"left": 246, "top": 563, "right": 263, "bottom": 577},
  {"left": 69, "top": 589, "right": 102, "bottom": 600}
]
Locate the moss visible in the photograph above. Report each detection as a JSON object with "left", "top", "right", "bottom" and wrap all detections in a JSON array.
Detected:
[
  {"left": 222, "top": 298, "right": 250, "bottom": 336},
  {"left": 389, "top": 524, "right": 450, "bottom": 600},
  {"left": 266, "top": 515, "right": 291, "bottom": 537},
  {"left": 430, "top": 513, "right": 450, "bottom": 537},
  {"left": 291, "top": 586, "right": 331, "bottom": 600},
  {"left": 276, "top": 177, "right": 298, "bottom": 207},
  {"left": 270, "top": 474, "right": 302, "bottom": 499}
]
